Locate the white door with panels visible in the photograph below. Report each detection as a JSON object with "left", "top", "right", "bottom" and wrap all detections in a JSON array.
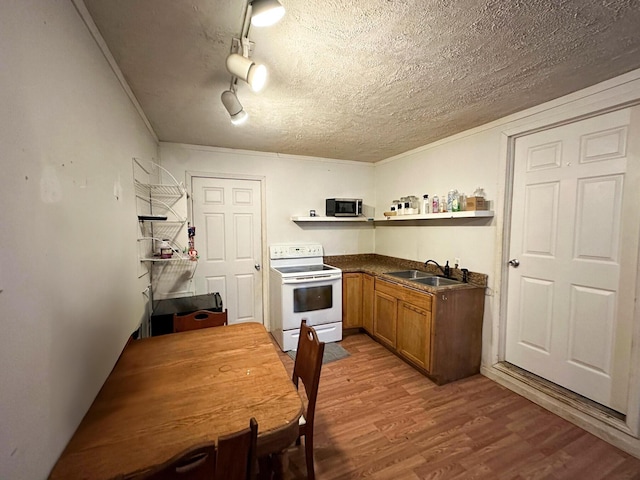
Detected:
[
  {"left": 191, "top": 176, "right": 263, "bottom": 325},
  {"left": 506, "top": 108, "right": 640, "bottom": 414}
]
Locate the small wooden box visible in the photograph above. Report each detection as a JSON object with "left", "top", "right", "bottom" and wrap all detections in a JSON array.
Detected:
[{"left": 466, "top": 196, "right": 486, "bottom": 211}]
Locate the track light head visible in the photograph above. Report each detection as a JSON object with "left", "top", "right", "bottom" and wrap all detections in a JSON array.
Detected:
[
  {"left": 221, "top": 90, "right": 248, "bottom": 125},
  {"left": 251, "top": 0, "right": 285, "bottom": 27},
  {"left": 225, "top": 53, "right": 267, "bottom": 92}
]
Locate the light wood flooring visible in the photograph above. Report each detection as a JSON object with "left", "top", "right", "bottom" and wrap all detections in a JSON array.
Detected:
[{"left": 276, "top": 333, "right": 640, "bottom": 480}]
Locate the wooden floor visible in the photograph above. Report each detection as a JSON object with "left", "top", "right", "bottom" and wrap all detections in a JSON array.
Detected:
[{"left": 276, "top": 333, "right": 640, "bottom": 480}]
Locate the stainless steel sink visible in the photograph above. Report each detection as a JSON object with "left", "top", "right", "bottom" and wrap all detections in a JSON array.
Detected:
[
  {"left": 386, "top": 269, "right": 462, "bottom": 288},
  {"left": 413, "top": 276, "right": 461, "bottom": 287},
  {"left": 386, "top": 270, "right": 434, "bottom": 280}
]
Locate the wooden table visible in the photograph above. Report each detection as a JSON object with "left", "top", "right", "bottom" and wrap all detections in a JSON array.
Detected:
[{"left": 49, "top": 323, "right": 302, "bottom": 479}]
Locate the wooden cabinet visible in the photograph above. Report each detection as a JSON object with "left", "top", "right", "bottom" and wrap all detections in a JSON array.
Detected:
[
  {"left": 373, "top": 278, "right": 484, "bottom": 385},
  {"left": 429, "top": 287, "right": 485, "bottom": 384},
  {"left": 341, "top": 271, "right": 484, "bottom": 384},
  {"left": 342, "top": 273, "right": 363, "bottom": 328},
  {"left": 373, "top": 289, "right": 397, "bottom": 348},
  {"left": 343, "top": 273, "right": 375, "bottom": 333},
  {"left": 376, "top": 279, "right": 432, "bottom": 369},
  {"left": 397, "top": 300, "right": 431, "bottom": 371},
  {"left": 362, "top": 274, "right": 374, "bottom": 334}
]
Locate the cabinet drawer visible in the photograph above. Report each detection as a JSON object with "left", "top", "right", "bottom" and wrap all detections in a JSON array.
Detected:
[{"left": 375, "top": 279, "right": 432, "bottom": 311}]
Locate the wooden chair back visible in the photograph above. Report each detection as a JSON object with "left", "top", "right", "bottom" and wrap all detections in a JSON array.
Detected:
[
  {"left": 215, "top": 417, "right": 258, "bottom": 480},
  {"left": 141, "top": 417, "right": 257, "bottom": 480},
  {"left": 292, "top": 320, "right": 325, "bottom": 480},
  {"left": 173, "top": 309, "right": 228, "bottom": 333},
  {"left": 140, "top": 443, "right": 216, "bottom": 480}
]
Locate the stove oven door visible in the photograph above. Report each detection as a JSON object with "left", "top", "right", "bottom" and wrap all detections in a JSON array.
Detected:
[{"left": 281, "top": 273, "right": 342, "bottom": 330}]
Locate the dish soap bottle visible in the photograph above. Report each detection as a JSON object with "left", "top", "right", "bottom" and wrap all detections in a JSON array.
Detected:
[{"left": 422, "top": 194, "right": 430, "bottom": 214}]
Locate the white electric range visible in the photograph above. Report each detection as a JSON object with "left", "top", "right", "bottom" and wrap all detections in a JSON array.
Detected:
[{"left": 269, "top": 243, "right": 343, "bottom": 351}]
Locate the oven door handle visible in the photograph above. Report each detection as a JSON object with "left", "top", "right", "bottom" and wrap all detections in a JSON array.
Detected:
[{"left": 282, "top": 274, "right": 342, "bottom": 284}]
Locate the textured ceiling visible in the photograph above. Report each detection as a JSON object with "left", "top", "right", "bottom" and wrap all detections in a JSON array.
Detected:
[{"left": 82, "top": 0, "right": 640, "bottom": 162}]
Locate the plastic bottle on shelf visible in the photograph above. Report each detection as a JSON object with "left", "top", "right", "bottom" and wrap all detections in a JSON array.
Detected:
[
  {"left": 422, "top": 194, "right": 430, "bottom": 214},
  {"left": 432, "top": 195, "right": 439, "bottom": 214},
  {"left": 447, "top": 189, "right": 460, "bottom": 212},
  {"left": 440, "top": 194, "right": 447, "bottom": 212}
]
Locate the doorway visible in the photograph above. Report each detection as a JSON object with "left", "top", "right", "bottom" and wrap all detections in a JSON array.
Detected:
[
  {"left": 190, "top": 174, "right": 264, "bottom": 325},
  {"left": 504, "top": 107, "right": 640, "bottom": 415}
]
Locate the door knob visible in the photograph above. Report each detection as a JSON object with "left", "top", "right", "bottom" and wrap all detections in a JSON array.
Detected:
[
  {"left": 508, "top": 259, "right": 520, "bottom": 268},
  {"left": 254, "top": 264, "right": 261, "bottom": 271}
]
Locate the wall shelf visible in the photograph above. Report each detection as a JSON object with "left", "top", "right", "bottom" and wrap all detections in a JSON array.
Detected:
[
  {"left": 291, "top": 216, "right": 374, "bottom": 222},
  {"left": 292, "top": 211, "right": 494, "bottom": 223},
  {"left": 138, "top": 215, "right": 168, "bottom": 222},
  {"left": 375, "top": 211, "right": 494, "bottom": 221},
  {"left": 137, "top": 237, "right": 194, "bottom": 262},
  {"left": 135, "top": 181, "right": 185, "bottom": 201},
  {"left": 139, "top": 256, "right": 195, "bottom": 262}
]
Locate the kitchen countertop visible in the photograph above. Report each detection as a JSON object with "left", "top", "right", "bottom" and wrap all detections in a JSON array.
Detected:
[{"left": 324, "top": 253, "right": 487, "bottom": 294}]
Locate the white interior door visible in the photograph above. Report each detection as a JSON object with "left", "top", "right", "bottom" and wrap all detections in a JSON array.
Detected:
[
  {"left": 506, "top": 108, "right": 640, "bottom": 414},
  {"left": 191, "top": 176, "right": 263, "bottom": 325}
]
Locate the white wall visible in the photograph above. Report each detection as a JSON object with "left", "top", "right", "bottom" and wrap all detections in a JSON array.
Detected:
[
  {"left": 0, "top": 1, "right": 158, "bottom": 478},
  {"left": 160, "top": 143, "right": 376, "bottom": 256},
  {"left": 375, "top": 132, "right": 500, "bottom": 273}
]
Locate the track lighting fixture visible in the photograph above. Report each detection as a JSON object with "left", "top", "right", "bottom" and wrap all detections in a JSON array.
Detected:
[
  {"left": 221, "top": 90, "right": 248, "bottom": 125},
  {"left": 250, "top": 0, "right": 285, "bottom": 27},
  {"left": 220, "top": 0, "right": 285, "bottom": 125},
  {"left": 226, "top": 53, "right": 267, "bottom": 92}
]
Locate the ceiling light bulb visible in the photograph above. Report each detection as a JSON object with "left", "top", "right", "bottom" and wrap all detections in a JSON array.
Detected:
[
  {"left": 251, "top": 0, "right": 285, "bottom": 27},
  {"left": 247, "top": 64, "right": 267, "bottom": 92},
  {"left": 230, "top": 109, "right": 249, "bottom": 125},
  {"left": 226, "top": 53, "right": 268, "bottom": 92},
  {"left": 221, "top": 90, "right": 249, "bottom": 125}
]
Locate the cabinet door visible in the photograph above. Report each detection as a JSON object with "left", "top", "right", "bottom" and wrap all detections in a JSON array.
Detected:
[
  {"left": 374, "top": 290, "right": 397, "bottom": 348},
  {"left": 397, "top": 300, "right": 432, "bottom": 371},
  {"left": 342, "top": 273, "right": 363, "bottom": 328},
  {"left": 362, "top": 274, "right": 374, "bottom": 334}
]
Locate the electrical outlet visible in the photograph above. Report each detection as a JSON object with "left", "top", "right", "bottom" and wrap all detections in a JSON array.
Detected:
[{"left": 454, "top": 257, "right": 461, "bottom": 268}]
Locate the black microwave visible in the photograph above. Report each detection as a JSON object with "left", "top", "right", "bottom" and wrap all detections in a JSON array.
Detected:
[{"left": 326, "top": 198, "right": 363, "bottom": 217}]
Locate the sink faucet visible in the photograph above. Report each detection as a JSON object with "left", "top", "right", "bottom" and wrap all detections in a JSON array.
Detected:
[
  {"left": 424, "top": 259, "right": 450, "bottom": 278},
  {"left": 461, "top": 268, "right": 469, "bottom": 283}
]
